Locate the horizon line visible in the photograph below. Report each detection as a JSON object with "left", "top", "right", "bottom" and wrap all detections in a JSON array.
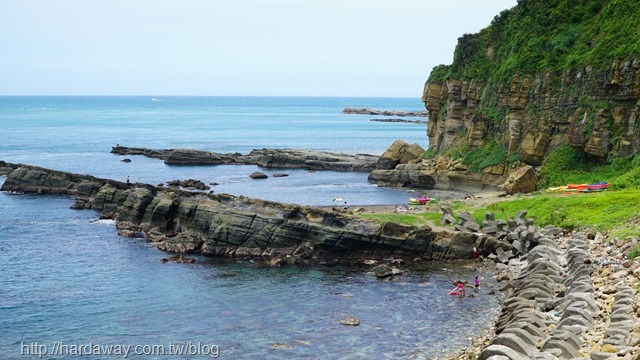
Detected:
[{"left": 0, "top": 94, "right": 423, "bottom": 99}]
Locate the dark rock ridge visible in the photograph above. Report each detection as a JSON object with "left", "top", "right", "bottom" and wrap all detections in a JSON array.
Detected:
[
  {"left": 111, "top": 146, "right": 378, "bottom": 172},
  {"left": 0, "top": 161, "right": 507, "bottom": 262},
  {"left": 342, "top": 107, "right": 429, "bottom": 117},
  {"left": 166, "top": 179, "right": 210, "bottom": 191},
  {"left": 370, "top": 118, "right": 428, "bottom": 124}
]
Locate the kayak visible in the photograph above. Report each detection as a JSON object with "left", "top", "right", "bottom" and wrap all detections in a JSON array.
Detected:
[
  {"left": 408, "top": 196, "right": 430, "bottom": 205},
  {"left": 547, "top": 181, "right": 610, "bottom": 193},
  {"left": 546, "top": 186, "right": 567, "bottom": 193}
]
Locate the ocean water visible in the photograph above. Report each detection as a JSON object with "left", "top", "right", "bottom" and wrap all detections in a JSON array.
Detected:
[{"left": 0, "top": 97, "right": 499, "bottom": 359}]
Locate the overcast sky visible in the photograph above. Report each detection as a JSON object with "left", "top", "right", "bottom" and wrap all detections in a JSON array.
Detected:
[{"left": 0, "top": 0, "right": 517, "bottom": 97}]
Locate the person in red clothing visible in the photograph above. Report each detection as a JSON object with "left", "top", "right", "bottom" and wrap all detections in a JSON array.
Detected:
[{"left": 449, "top": 281, "right": 466, "bottom": 296}]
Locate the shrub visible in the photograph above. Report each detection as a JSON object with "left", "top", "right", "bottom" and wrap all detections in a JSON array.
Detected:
[{"left": 462, "top": 140, "right": 506, "bottom": 172}]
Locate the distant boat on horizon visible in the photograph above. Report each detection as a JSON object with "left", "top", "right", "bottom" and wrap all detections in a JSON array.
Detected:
[{"left": 151, "top": 97, "right": 159, "bottom": 101}]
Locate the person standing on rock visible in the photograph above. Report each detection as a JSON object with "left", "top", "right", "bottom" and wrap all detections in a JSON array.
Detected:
[
  {"left": 126, "top": 175, "right": 130, "bottom": 184},
  {"left": 473, "top": 247, "right": 479, "bottom": 261}
]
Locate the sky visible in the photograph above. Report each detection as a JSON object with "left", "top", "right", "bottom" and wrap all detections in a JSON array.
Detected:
[{"left": 0, "top": 0, "right": 517, "bottom": 97}]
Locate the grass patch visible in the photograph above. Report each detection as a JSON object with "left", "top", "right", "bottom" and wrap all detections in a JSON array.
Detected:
[
  {"left": 609, "top": 225, "right": 640, "bottom": 241},
  {"left": 359, "top": 211, "right": 442, "bottom": 227},
  {"left": 461, "top": 140, "right": 506, "bottom": 172},
  {"left": 471, "top": 190, "right": 640, "bottom": 231},
  {"left": 538, "top": 144, "right": 639, "bottom": 190},
  {"left": 359, "top": 214, "right": 423, "bottom": 227},
  {"left": 629, "top": 244, "right": 640, "bottom": 259},
  {"left": 423, "top": 147, "right": 438, "bottom": 159}
]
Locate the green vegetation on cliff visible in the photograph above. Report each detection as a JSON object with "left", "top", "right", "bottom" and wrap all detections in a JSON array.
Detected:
[
  {"left": 424, "top": 0, "right": 640, "bottom": 181},
  {"left": 429, "top": 0, "right": 640, "bottom": 84},
  {"left": 538, "top": 143, "right": 640, "bottom": 189}
]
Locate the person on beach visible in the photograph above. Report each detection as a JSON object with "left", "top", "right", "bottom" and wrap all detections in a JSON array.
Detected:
[
  {"left": 343, "top": 201, "right": 349, "bottom": 210},
  {"left": 449, "top": 281, "right": 466, "bottom": 296},
  {"left": 126, "top": 175, "right": 130, "bottom": 184},
  {"left": 474, "top": 276, "right": 480, "bottom": 290}
]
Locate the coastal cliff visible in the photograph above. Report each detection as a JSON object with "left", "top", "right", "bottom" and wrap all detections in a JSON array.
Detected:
[
  {"left": 0, "top": 161, "right": 507, "bottom": 262},
  {"left": 371, "top": 0, "right": 640, "bottom": 193}
]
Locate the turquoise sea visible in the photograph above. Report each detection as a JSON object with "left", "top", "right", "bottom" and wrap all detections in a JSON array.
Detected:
[{"left": 0, "top": 96, "right": 499, "bottom": 359}]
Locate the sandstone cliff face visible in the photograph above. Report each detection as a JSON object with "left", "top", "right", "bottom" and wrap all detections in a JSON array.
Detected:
[
  {"left": 366, "top": 140, "right": 533, "bottom": 192},
  {"left": 422, "top": 59, "right": 640, "bottom": 166},
  {"left": 0, "top": 162, "right": 504, "bottom": 262}
]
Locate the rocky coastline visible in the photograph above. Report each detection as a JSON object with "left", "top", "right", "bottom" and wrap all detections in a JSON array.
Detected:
[
  {"left": 111, "top": 146, "right": 379, "bottom": 172},
  {"left": 367, "top": 140, "right": 538, "bottom": 195},
  {"left": 370, "top": 118, "right": 428, "bottom": 124},
  {"left": 3, "top": 160, "right": 638, "bottom": 359},
  {"left": 342, "top": 107, "right": 429, "bottom": 117},
  {"left": 0, "top": 161, "right": 509, "bottom": 264}
]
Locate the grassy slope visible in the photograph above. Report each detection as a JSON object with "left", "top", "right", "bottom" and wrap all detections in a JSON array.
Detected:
[
  {"left": 361, "top": 189, "right": 640, "bottom": 257},
  {"left": 362, "top": 145, "right": 640, "bottom": 256}
]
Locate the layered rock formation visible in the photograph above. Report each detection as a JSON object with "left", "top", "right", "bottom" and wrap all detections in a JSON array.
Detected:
[
  {"left": 370, "top": 118, "right": 427, "bottom": 124},
  {"left": 417, "top": 0, "right": 640, "bottom": 174},
  {"left": 365, "top": 2, "right": 640, "bottom": 194},
  {"left": 342, "top": 107, "right": 429, "bottom": 117},
  {"left": 0, "top": 162, "right": 507, "bottom": 262},
  {"left": 367, "top": 140, "right": 535, "bottom": 193},
  {"left": 111, "top": 146, "right": 378, "bottom": 172},
  {"left": 423, "top": 65, "right": 640, "bottom": 166}
]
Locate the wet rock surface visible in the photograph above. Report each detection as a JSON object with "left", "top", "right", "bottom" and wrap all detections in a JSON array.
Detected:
[
  {"left": 0, "top": 162, "right": 506, "bottom": 264},
  {"left": 111, "top": 146, "right": 378, "bottom": 172},
  {"left": 369, "top": 118, "right": 427, "bottom": 124},
  {"left": 342, "top": 107, "right": 428, "bottom": 117},
  {"left": 166, "top": 179, "right": 210, "bottom": 190}
]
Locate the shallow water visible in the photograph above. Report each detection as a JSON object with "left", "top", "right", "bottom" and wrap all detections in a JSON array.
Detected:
[
  {"left": 0, "top": 180, "right": 499, "bottom": 359},
  {"left": 0, "top": 97, "right": 500, "bottom": 359}
]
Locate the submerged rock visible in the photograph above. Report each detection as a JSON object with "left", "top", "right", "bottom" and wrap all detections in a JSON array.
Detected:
[
  {"left": 250, "top": 172, "right": 268, "bottom": 179},
  {"left": 374, "top": 265, "right": 393, "bottom": 278},
  {"left": 339, "top": 317, "right": 361, "bottom": 326},
  {"left": 160, "top": 255, "right": 196, "bottom": 264},
  {"left": 166, "top": 179, "right": 210, "bottom": 190}
]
